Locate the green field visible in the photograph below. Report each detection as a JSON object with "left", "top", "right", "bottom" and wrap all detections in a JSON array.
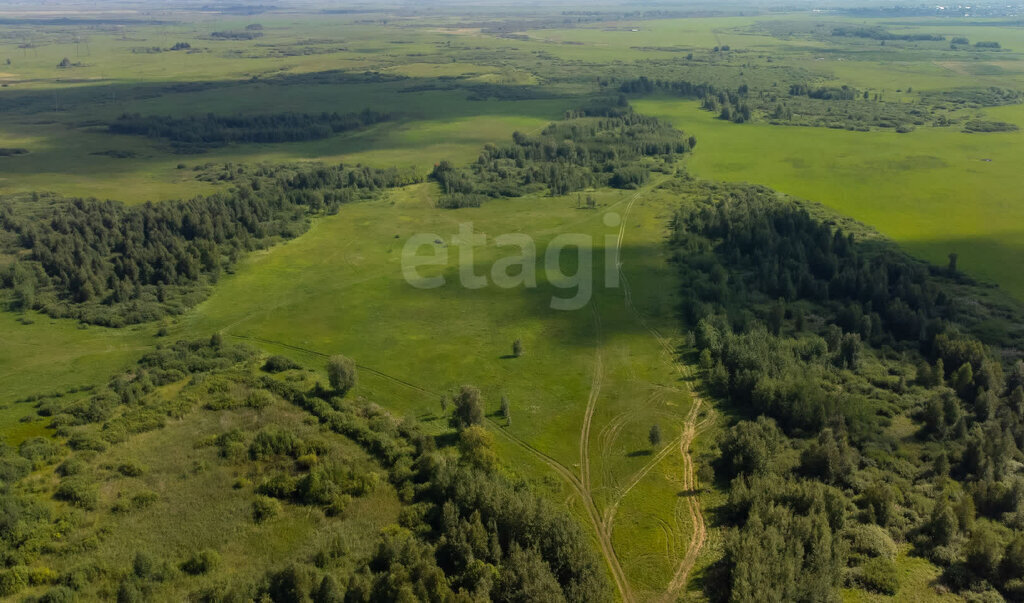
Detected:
[
  {"left": 636, "top": 98, "right": 1024, "bottom": 299},
  {"left": 4, "top": 6, "right": 1024, "bottom": 601}
]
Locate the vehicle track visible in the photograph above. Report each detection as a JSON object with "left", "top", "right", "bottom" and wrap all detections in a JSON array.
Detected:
[
  {"left": 488, "top": 416, "right": 634, "bottom": 602},
  {"left": 224, "top": 178, "right": 701, "bottom": 603},
  {"left": 613, "top": 180, "right": 710, "bottom": 600},
  {"left": 661, "top": 398, "right": 708, "bottom": 602},
  {"left": 579, "top": 302, "right": 604, "bottom": 496}
]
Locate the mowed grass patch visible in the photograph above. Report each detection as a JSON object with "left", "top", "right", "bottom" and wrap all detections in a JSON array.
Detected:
[{"left": 635, "top": 98, "right": 1024, "bottom": 299}]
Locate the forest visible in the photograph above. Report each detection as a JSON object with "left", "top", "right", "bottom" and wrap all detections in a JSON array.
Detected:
[
  {"left": 430, "top": 105, "right": 695, "bottom": 204},
  {"left": 666, "top": 179, "right": 1024, "bottom": 601},
  {"left": 109, "top": 110, "right": 390, "bottom": 149},
  {"left": 0, "top": 163, "right": 421, "bottom": 326}
]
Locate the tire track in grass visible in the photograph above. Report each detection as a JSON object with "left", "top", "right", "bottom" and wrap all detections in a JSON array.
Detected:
[
  {"left": 488, "top": 417, "right": 634, "bottom": 603},
  {"left": 611, "top": 178, "right": 710, "bottom": 599},
  {"left": 225, "top": 333, "right": 439, "bottom": 397},
  {"left": 579, "top": 302, "right": 603, "bottom": 496},
  {"left": 227, "top": 331, "right": 635, "bottom": 602},
  {"left": 662, "top": 397, "right": 708, "bottom": 602}
]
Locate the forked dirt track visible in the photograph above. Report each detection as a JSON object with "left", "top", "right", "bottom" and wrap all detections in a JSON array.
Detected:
[
  {"left": 228, "top": 180, "right": 709, "bottom": 603},
  {"left": 614, "top": 183, "right": 711, "bottom": 602}
]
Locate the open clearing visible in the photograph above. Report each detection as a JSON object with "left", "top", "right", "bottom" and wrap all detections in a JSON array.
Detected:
[{"left": 636, "top": 98, "right": 1024, "bottom": 299}]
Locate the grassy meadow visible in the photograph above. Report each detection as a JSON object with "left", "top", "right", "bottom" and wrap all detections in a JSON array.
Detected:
[
  {"left": 2, "top": 176, "right": 714, "bottom": 598},
  {"left": 635, "top": 98, "right": 1024, "bottom": 299},
  {"left": 3, "top": 7, "right": 1024, "bottom": 601}
]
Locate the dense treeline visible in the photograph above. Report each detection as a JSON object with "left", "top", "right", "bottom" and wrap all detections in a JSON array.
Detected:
[
  {"left": 618, "top": 75, "right": 719, "bottom": 99},
  {"left": 109, "top": 109, "right": 389, "bottom": 148},
  {"left": 263, "top": 377, "right": 609, "bottom": 601},
  {"left": 831, "top": 26, "right": 945, "bottom": 41},
  {"left": 963, "top": 120, "right": 1020, "bottom": 133},
  {"left": 619, "top": 76, "right": 1022, "bottom": 133},
  {"left": 668, "top": 179, "right": 1024, "bottom": 601},
  {"left": 788, "top": 84, "right": 860, "bottom": 101},
  {"left": 924, "top": 87, "right": 1024, "bottom": 109},
  {"left": 618, "top": 76, "right": 752, "bottom": 124},
  {"left": 0, "top": 338, "right": 609, "bottom": 601},
  {"left": 431, "top": 105, "right": 693, "bottom": 204},
  {"left": 0, "top": 163, "right": 421, "bottom": 325}
]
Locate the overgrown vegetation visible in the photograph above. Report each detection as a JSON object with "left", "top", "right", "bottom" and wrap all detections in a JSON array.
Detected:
[
  {"left": 431, "top": 105, "right": 693, "bottom": 204},
  {"left": 0, "top": 163, "right": 420, "bottom": 325},
  {"left": 0, "top": 339, "right": 609, "bottom": 601},
  {"left": 667, "top": 179, "right": 1024, "bottom": 601},
  {"left": 109, "top": 109, "right": 390, "bottom": 150}
]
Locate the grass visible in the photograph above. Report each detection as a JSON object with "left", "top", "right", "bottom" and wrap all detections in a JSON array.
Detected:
[
  {"left": 20, "top": 383, "right": 402, "bottom": 600},
  {"left": 635, "top": 98, "right": 1024, "bottom": 300},
  {"left": 840, "top": 546, "right": 952, "bottom": 602},
  {"left": 0, "top": 177, "right": 716, "bottom": 596},
  {"left": 4, "top": 10, "right": 1021, "bottom": 599}
]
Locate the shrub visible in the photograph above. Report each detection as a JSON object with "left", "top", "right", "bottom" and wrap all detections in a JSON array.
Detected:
[
  {"left": 257, "top": 475, "right": 297, "bottom": 499},
  {"left": 117, "top": 580, "right": 143, "bottom": 603},
  {"left": 245, "top": 390, "right": 275, "bottom": 411},
  {"left": 66, "top": 433, "right": 107, "bottom": 452},
  {"left": 296, "top": 453, "right": 318, "bottom": 470},
  {"left": 28, "top": 566, "right": 59, "bottom": 585},
  {"left": 267, "top": 564, "right": 313, "bottom": 603},
  {"left": 54, "top": 478, "right": 98, "bottom": 510},
  {"left": 117, "top": 462, "right": 144, "bottom": 477},
  {"left": 19, "top": 437, "right": 60, "bottom": 463},
  {"left": 0, "top": 455, "right": 32, "bottom": 482},
  {"left": 252, "top": 496, "right": 282, "bottom": 523},
  {"left": 249, "top": 427, "right": 304, "bottom": 460},
  {"left": 56, "top": 457, "right": 86, "bottom": 476},
  {"left": 262, "top": 355, "right": 300, "bottom": 373},
  {"left": 859, "top": 557, "right": 899, "bottom": 595},
  {"left": 327, "top": 355, "right": 357, "bottom": 394},
  {"left": 0, "top": 566, "right": 28, "bottom": 596},
  {"left": 180, "top": 549, "right": 221, "bottom": 575},
  {"left": 38, "top": 586, "right": 76, "bottom": 603},
  {"left": 844, "top": 524, "right": 898, "bottom": 560},
  {"left": 133, "top": 552, "right": 154, "bottom": 579}
]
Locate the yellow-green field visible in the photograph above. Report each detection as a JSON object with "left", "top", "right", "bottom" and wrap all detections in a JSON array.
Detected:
[
  {"left": 2, "top": 179, "right": 719, "bottom": 599},
  {"left": 4, "top": 10, "right": 1022, "bottom": 600},
  {"left": 636, "top": 98, "right": 1024, "bottom": 299}
]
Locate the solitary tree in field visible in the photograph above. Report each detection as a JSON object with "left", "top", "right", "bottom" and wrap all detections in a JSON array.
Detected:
[
  {"left": 649, "top": 424, "right": 662, "bottom": 448},
  {"left": 440, "top": 394, "right": 448, "bottom": 415},
  {"left": 512, "top": 339, "right": 523, "bottom": 358},
  {"left": 501, "top": 395, "right": 511, "bottom": 426},
  {"left": 948, "top": 253, "right": 959, "bottom": 275},
  {"left": 327, "top": 355, "right": 357, "bottom": 394},
  {"left": 453, "top": 385, "right": 484, "bottom": 429},
  {"left": 58, "top": 57, "right": 71, "bottom": 68}
]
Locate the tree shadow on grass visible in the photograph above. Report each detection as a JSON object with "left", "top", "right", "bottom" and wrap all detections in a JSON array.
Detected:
[
  {"left": 434, "top": 432, "right": 459, "bottom": 449},
  {"left": 626, "top": 449, "right": 653, "bottom": 457}
]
